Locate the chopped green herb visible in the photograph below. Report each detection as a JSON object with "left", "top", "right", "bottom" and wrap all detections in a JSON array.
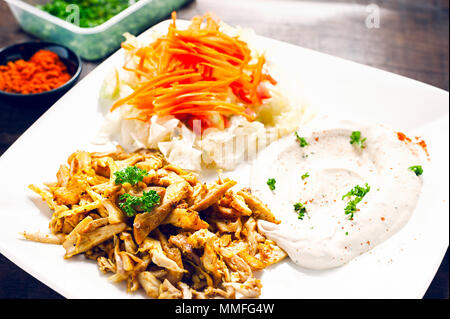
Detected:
[
  {"left": 114, "top": 166, "right": 148, "bottom": 185},
  {"left": 295, "top": 132, "right": 309, "bottom": 147},
  {"left": 408, "top": 165, "right": 423, "bottom": 176},
  {"left": 294, "top": 202, "right": 307, "bottom": 220},
  {"left": 342, "top": 183, "right": 371, "bottom": 200},
  {"left": 38, "top": 0, "right": 139, "bottom": 28},
  {"left": 344, "top": 199, "right": 360, "bottom": 220},
  {"left": 350, "top": 131, "right": 367, "bottom": 149},
  {"left": 301, "top": 172, "right": 310, "bottom": 180},
  {"left": 118, "top": 190, "right": 160, "bottom": 217},
  {"left": 342, "top": 183, "right": 370, "bottom": 220},
  {"left": 266, "top": 178, "right": 276, "bottom": 191},
  {"left": 345, "top": 232, "right": 349, "bottom": 236},
  {"left": 118, "top": 193, "right": 141, "bottom": 217}
]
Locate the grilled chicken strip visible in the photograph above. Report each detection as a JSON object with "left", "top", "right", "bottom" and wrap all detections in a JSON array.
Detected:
[
  {"left": 190, "top": 180, "right": 237, "bottom": 211},
  {"left": 237, "top": 189, "right": 281, "bottom": 224},
  {"left": 63, "top": 217, "right": 127, "bottom": 258},
  {"left": 133, "top": 180, "right": 190, "bottom": 244},
  {"left": 162, "top": 208, "right": 209, "bottom": 230}
]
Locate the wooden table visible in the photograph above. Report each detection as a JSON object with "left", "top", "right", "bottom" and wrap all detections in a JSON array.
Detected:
[{"left": 0, "top": 0, "right": 448, "bottom": 299}]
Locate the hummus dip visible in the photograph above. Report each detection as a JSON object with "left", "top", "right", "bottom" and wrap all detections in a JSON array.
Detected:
[{"left": 251, "top": 117, "right": 425, "bottom": 270}]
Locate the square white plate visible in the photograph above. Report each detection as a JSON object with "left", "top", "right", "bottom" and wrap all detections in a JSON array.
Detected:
[{"left": 0, "top": 19, "right": 448, "bottom": 299}]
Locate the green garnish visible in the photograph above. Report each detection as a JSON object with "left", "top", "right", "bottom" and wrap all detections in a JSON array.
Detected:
[
  {"left": 37, "top": 0, "right": 139, "bottom": 28},
  {"left": 301, "top": 172, "right": 310, "bottom": 180},
  {"left": 342, "top": 183, "right": 371, "bottom": 220},
  {"left": 267, "top": 178, "right": 276, "bottom": 191},
  {"left": 408, "top": 165, "right": 423, "bottom": 176},
  {"left": 294, "top": 202, "right": 307, "bottom": 220},
  {"left": 342, "top": 183, "right": 371, "bottom": 200},
  {"left": 118, "top": 190, "right": 160, "bottom": 217},
  {"left": 350, "top": 131, "right": 367, "bottom": 149},
  {"left": 114, "top": 166, "right": 148, "bottom": 185},
  {"left": 295, "top": 132, "right": 309, "bottom": 147},
  {"left": 343, "top": 199, "right": 359, "bottom": 220}
]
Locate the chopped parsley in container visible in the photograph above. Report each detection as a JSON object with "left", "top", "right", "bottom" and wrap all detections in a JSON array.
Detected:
[
  {"left": 38, "top": 0, "right": 139, "bottom": 28},
  {"left": 6, "top": 0, "right": 191, "bottom": 60}
]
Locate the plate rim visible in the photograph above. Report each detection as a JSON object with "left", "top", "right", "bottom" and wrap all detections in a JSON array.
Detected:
[{"left": 0, "top": 18, "right": 448, "bottom": 299}]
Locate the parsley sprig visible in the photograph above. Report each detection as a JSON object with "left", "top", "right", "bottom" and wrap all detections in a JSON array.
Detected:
[
  {"left": 301, "top": 172, "right": 310, "bottom": 180},
  {"left": 342, "top": 183, "right": 371, "bottom": 220},
  {"left": 118, "top": 190, "right": 160, "bottom": 217},
  {"left": 294, "top": 202, "right": 307, "bottom": 220},
  {"left": 114, "top": 166, "right": 148, "bottom": 185},
  {"left": 267, "top": 178, "right": 276, "bottom": 191},
  {"left": 350, "top": 131, "right": 366, "bottom": 149},
  {"left": 408, "top": 165, "right": 423, "bottom": 176},
  {"left": 295, "top": 132, "right": 309, "bottom": 147}
]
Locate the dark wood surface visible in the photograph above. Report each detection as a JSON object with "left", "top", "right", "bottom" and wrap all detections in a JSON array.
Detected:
[{"left": 0, "top": 0, "right": 448, "bottom": 299}]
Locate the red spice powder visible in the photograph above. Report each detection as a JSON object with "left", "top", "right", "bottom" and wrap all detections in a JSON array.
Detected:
[
  {"left": 0, "top": 49, "right": 71, "bottom": 94},
  {"left": 416, "top": 139, "right": 430, "bottom": 157},
  {"left": 397, "top": 131, "right": 430, "bottom": 158},
  {"left": 397, "top": 132, "right": 412, "bottom": 142}
]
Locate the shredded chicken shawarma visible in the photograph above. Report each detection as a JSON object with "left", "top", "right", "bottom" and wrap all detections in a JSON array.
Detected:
[{"left": 26, "top": 146, "right": 286, "bottom": 298}]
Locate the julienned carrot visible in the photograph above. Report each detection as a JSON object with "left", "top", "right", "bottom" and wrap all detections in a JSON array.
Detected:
[
  {"left": 111, "top": 11, "right": 277, "bottom": 130},
  {"left": 110, "top": 69, "right": 198, "bottom": 111}
]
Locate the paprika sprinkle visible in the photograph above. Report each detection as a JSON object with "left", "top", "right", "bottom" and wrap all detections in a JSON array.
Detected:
[{"left": 0, "top": 49, "right": 71, "bottom": 94}]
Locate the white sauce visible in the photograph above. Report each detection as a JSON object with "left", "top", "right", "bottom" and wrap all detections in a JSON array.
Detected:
[{"left": 251, "top": 117, "right": 424, "bottom": 269}]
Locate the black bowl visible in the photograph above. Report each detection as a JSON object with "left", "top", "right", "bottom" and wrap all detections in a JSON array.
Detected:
[{"left": 0, "top": 41, "right": 82, "bottom": 105}]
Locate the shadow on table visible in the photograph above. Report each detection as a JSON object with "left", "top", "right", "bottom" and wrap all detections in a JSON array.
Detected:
[
  {"left": 0, "top": 97, "right": 56, "bottom": 155},
  {"left": 423, "top": 248, "right": 449, "bottom": 299},
  {"left": 0, "top": 249, "right": 448, "bottom": 299}
]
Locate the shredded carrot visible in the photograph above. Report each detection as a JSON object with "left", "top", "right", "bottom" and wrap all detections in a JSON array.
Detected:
[
  {"left": 0, "top": 50, "right": 71, "bottom": 94},
  {"left": 112, "top": 12, "right": 277, "bottom": 131}
]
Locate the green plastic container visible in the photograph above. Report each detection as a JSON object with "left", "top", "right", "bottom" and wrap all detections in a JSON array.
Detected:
[{"left": 5, "top": 0, "right": 191, "bottom": 61}]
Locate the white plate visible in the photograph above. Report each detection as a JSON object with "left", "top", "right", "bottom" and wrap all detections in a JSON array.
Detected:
[{"left": 0, "top": 19, "right": 448, "bottom": 299}]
